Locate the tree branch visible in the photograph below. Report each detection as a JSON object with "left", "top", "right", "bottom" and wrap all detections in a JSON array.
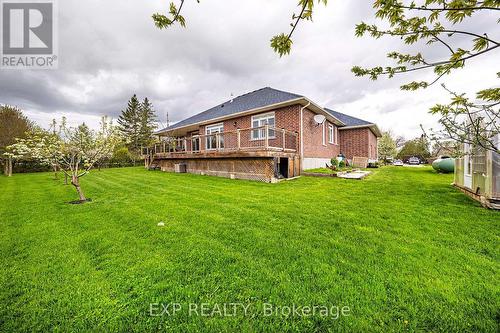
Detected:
[
  {"left": 374, "top": 44, "right": 499, "bottom": 76},
  {"left": 393, "top": 3, "right": 500, "bottom": 12},
  {"left": 170, "top": 0, "right": 185, "bottom": 26},
  {"left": 367, "top": 27, "right": 499, "bottom": 46},
  {"left": 287, "top": 1, "right": 309, "bottom": 41}
]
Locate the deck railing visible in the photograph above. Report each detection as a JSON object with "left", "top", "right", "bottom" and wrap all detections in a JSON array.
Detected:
[{"left": 143, "top": 126, "right": 298, "bottom": 157}]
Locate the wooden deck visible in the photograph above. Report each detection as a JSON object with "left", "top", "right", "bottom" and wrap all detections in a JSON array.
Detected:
[
  {"left": 153, "top": 148, "right": 298, "bottom": 160},
  {"left": 144, "top": 125, "right": 299, "bottom": 161}
]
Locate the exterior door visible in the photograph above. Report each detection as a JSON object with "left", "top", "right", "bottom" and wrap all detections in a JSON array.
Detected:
[
  {"left": 206, "top": 124, "right": 224, "bottom": 150},
  {"left": 191, "top": 136, "right": 200, "bottom": 152},
  {"left": 463, "top": 143, "right": 472, "bottom": 189}
]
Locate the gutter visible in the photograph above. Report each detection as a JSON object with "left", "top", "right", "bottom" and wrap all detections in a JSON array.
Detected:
[{"left": 300, "top": 101, "right": 311, "bottom": 160}]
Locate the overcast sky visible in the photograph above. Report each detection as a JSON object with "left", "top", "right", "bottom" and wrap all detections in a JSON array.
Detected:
[{"left": 1, "top": 0, "right": 498, "bottom": 139}]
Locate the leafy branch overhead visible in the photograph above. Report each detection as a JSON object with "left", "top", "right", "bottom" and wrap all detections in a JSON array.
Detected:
[
  {"left": 347, "top": 0, "right": 500, "bottom": 153},
  {"left": 351, "top": 0, "right": 500, "bottom": 90},
  {"left": 270, "top": 0, "right": 328, "bottom": 57},
  {"left": 152, "top": 0, "right": 191, "bottom": 29},
  {"left": 152, "top": 0, "right": 328, "bottom": 57}
]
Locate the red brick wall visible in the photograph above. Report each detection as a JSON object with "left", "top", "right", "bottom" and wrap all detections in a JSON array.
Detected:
[
  {"left": 196, "top": 105, "right": 347, "bottom": 160},
  {"left": 367, "top": 129, "right": 378, "bottom": 160},
  {"left": 198, "top": 105, "right": 301, "bottom": 151},
  {"left": 186, "top": 105, "right": 377, "bottom": 162},
  {"left": 339, "top": 128, "right": 378, "bottom": 161},
  {"left": 302, "top": 108, "right": 340, "bottom": 159}
]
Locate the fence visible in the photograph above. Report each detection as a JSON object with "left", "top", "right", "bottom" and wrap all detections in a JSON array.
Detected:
[{"left": 144, "top": 126, "right": 298, "bottom": 156}]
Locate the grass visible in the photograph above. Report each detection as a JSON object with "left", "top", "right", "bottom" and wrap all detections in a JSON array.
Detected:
[
  {"left": 304, "top": 167, "right": 360, "bottom": 174},
  {"left": 0, "top": 166, "right": 498, "bottom": 332}
]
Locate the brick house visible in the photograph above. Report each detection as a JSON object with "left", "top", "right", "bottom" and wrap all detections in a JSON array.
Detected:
[{"left": 150, "top": 87, "right": 381, "bottom": 182}]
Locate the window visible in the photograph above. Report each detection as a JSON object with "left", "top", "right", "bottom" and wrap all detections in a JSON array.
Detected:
[
  {"left": 328, "top": 124, "right": 334, "bottom": 144},
  {"left": 251, "top": 112, "right": 275, "bottom": 140},
  {"left": 206, "top": 124, "right": 224, "bottom": 150}
]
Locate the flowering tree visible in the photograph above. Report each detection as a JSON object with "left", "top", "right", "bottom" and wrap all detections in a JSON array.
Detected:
[
  {"left": 378, "top": 131, "right": 398, "bottom": 163},
  {"left": 8, "top": 117, "right": 119, "bottom": 202},
  {"left": 4, "top": 127, "right": 61, "bottom": 178}
]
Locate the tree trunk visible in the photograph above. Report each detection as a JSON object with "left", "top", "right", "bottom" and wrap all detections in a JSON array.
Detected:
[
  {"left": 7, "top": 157, "right": 12, "bottom": 177},
  {"left": 53, "top": 164, "right": 58, "bottom": 180},
  {"left": 64, "top": 173, "right": 69, "bottom": 185},
  {"left": 71, "top": 176, "right": 86, "bottom": 201}
]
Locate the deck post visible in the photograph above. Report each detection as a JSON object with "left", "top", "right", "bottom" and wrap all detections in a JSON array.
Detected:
[
  {"left": 265, "top": 125, "right": 269, "bottom": 150},
  {"left": 282, "top": 129, "right": 286, "bottom": 151},
  {"left": 216, "top": 133, "right": 220, "bottom": 151},
  {"left": 237, "top": 129, "right": 241, "bottom": 150}
]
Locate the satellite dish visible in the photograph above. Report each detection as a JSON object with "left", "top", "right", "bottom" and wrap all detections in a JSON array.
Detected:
[{"left": 313, "top": 114, "right": 326, "bottom": 124}]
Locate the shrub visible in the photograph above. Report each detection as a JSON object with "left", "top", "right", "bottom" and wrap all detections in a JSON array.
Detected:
[
  {"left": 339, "top": 160, "right": 346, "bottom": 168},
  {"left": 108, "top": 147, "right": 136, "bottom": 167},
  {"left": 330, "top": 158, "right": 338, "bottom": 167}
]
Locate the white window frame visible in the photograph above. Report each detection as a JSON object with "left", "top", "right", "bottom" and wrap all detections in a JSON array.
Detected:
[
  {"left": 191, "top": 135, "right": 200, "bottom": 152},
  {"left": 328, "top": 124, "right": 334, "bottom": 144},
  {"left": 322, "top": 122, "right": 326, "bottom": 146},
  {"left": 205, "top": 123, "right": 224, "bottom": 150},
  {"left": 251, "top": 112, "right": 276, "bottom": 140}
]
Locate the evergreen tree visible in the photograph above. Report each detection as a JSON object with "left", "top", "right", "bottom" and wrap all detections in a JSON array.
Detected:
[
  {"left": 117, "top": 95, "right": 141, "bottom": 153},
  {"left": 139, "top": 97, "right": 157, "bottom": 147}
]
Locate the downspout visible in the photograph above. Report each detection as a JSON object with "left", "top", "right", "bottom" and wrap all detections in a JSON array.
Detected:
[{"left": 300, "top": 101, "right": 310, "bottom": 169}]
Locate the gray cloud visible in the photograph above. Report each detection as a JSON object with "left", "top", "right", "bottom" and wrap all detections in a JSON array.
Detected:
[{"left": 1, "top": 0, "right": 498, "bottom": 138}]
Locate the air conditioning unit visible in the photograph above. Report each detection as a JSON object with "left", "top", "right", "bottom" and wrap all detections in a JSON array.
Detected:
[{"left": 174, "top": 163, "right": 187, "bottom": 173}]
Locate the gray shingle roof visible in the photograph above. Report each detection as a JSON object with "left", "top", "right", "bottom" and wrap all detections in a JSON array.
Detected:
[
  {"left": 157, "top": 87, "right": 303, "bottom": 132},
  {"left": 324, "top": 108, "right": 374, "bottom": 127},
  {"left": 156, "top": 87, "right": 377, "bottom": 134}
]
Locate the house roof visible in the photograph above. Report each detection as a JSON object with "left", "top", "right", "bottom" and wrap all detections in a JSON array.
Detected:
[
  {"left": 324, "top": 108, "right": 373, "bottom": 127},
  {"left": 325, "top": 108, "right": 382, "bottom": 137},
  {"left": 157, "top": 87, "right": 302, "bottom": 133},
  {"left": 155, "top": 87, "right": 380, "bottom": 136}
]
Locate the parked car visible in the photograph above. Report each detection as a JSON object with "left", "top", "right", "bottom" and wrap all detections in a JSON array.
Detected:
[
  {"left": 408, "top": 157, "right": 420, "bottom": 165},
  {"left": 393, "top": 159, "right": 404, "bottom": 166}
]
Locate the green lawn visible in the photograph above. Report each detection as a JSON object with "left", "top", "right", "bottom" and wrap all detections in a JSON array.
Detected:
[{"left": 0, "top": 167, "right": 498, "bottom": 332}]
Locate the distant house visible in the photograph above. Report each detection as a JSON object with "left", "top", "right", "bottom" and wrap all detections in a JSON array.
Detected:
[
  {"left": 454, "top": 135, "right": 500, "bottom": 209},
  {"left": 149, "top": 87, "right": 381, "bottom": 182}
]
